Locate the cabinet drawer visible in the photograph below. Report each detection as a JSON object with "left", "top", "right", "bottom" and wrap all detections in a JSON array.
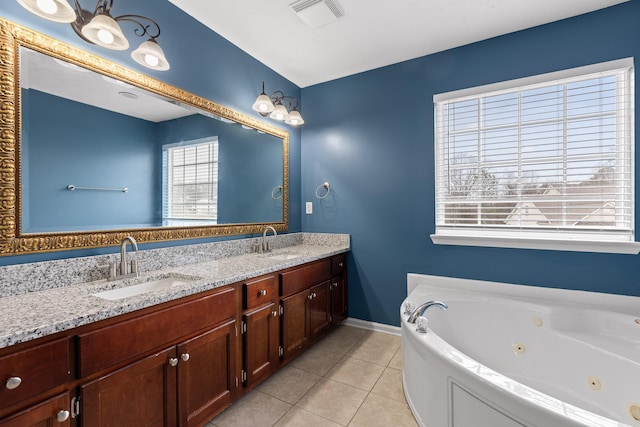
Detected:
[
  {"left": 331, "top": 254, "right": 347, "bottom": 276},
  {"left": 78, "top": 286, "right": 236, "bottom": 378},
  {"left": 244, "top": 275, "right": 276, "bottom": 310},
  {"left": 280, "top": 260, "right": 331, "bottom": 297},
  {"left": 0, "top": 337, "right": 70, "bottom": 408}
]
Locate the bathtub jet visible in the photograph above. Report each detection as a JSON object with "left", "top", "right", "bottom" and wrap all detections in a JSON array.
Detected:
[{"left": 401, "top": 274, "right": 640, "bottom": 427}]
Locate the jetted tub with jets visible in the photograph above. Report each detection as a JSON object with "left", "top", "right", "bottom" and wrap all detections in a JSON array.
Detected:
[{"left": 401, "top": 273, "right": 640, "bottom": 427}]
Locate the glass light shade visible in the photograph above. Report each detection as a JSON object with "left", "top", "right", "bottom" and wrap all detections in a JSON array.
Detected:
[
  {"left": 17, "top": 0, "right": 76, "bottom": 23},
  {"left": 252, "top": 94, "right": 275, "bottom": 115},
  {"left": 81, "top": 14, "right": 129, "bottom": 50},
  {"left": 285, "top": 109, "right": 304, "bottom": 125},
  {"left": 269, "top": 104, "right": 289, "bottom": 121},
  {"left": 131, "top": 39, "right": 170, "bottom": 71}
]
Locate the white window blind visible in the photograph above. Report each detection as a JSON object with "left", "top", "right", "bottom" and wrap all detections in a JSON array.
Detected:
[
  {"left": 434, "top": 60, "right": 635, "bottom": 247},
  {"left": 163, "top": 138, "right": 219, "bottom": 222}
]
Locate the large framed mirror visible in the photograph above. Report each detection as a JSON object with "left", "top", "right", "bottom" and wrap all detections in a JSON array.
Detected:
[{"left": 0, "top": 18, "right": 289, "bottom": 255}]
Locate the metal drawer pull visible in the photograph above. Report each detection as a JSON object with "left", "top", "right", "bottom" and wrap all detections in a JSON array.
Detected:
[
  {"left": 5, "top": 377, "right": 21, "bottom": 390},
  {"left": 57, "top": 410, "right": 70, "bottom": 423},
  {"left": 181, "top": 353, "right": 190, "bottom": 362},
  {"left": 259, "top": 289, "right": 267, "bottom": 296},
  {"left": 169, "top": 358, "right": 178, "bottom": 367}
]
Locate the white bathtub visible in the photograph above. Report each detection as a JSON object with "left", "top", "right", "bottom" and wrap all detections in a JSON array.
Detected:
[{"left": 401, "top": 274, "right": 640, "bottom": 427}]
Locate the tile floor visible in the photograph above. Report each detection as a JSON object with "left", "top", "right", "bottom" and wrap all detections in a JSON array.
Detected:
[{"left": 206, "top": 325, "right": 417, "bottom": 427}]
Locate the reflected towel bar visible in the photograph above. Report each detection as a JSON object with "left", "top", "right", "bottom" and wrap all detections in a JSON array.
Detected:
[{"left": 67, "top": 185, "right": 128, "bottom": 193}]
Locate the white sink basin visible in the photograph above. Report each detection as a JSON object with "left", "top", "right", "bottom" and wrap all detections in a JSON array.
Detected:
[
  {"left": 264, "top": 252, "right": 301, "bottom": 261},
  {"left": 92, "top": 275, "right": 199, "bottom": 301}
]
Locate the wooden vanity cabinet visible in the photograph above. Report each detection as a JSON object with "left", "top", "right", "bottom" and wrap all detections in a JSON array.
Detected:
[
  {"left": 0, "top": 252, "right": 348, "bottom": 427},
  {"left": 0, "top": 392, "right": 72, "bottom": 427},
  {"left": 330, "top": 253, "right": 348, "bottom": 326},
  {"left": 76, "top": 285, "right": 239, "bottom": 427},
  {"left": 241, "top": 275, "right": 280, "bottom": 389},
  {"left": 0, "top": 337, "right": 71, "bottom": 427},
  {"left": 279, "top": 260, "right": 332, "bottom": 362}
]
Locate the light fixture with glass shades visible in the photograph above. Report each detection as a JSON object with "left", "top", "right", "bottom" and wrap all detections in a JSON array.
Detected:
[
  {"left": 16, "top": 0, "right": 170, "bottom": 71},
  {"left": 252, "top": 82, "right": 305, "bottom": 126}
]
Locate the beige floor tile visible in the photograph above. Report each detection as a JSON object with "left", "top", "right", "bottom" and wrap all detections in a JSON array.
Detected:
[
  {"left": 371, "top": 367, "right": 406, "bottom": 403},
  {"left": 290, "top": 344, "right": 344, "bottom": 376},
  {"left": 296, "top": 378, "right": 368, "bottom": 425},
  {"left": 348, "top": 333, "right": 399, "bottom": 366},
  {"left": 388, "top": 346, "right": 404, "bottom": 370},
  {"left": 329, "top": 325, "right": 368, "bottom": 342},
  {"left": 275, "top": 407, "right": 343, "bottom": 427},
  {"left": 312, "top": 330, "right": 361, "bottom": 355},
  {"left": 209, "top": 390, "right": 291, "bottom": 427},
  {"left": 348, "top": 393, "right": 418, "bottom": 427},
  {"left": 257, "top": 365, "right": 322, "bottom": 404},
  {"left": 325, "top": 356, "right": 385, "bottom": 391}
]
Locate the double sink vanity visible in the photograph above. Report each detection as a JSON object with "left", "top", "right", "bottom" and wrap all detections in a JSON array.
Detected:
[{"left": 0, "top": 233, "right": 350, "bottom": 426}]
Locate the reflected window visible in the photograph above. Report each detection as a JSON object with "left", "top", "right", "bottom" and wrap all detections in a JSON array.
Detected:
[{"left": 162, "top": 137, "right": 219, "bottom": 226}]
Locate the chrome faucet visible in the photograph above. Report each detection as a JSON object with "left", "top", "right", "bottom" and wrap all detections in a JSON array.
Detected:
[
  {"left": 106, "top": 236, "right": 139, "bottom": 280},
  {"left": 261, "top": 226, "right": 277, "bottom": 253},
  {"left": 407, "top": 300, "right": 448, "bottom": 323}
]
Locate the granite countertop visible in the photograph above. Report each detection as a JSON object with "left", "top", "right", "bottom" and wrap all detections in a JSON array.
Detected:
[{"left": 0, "top": 243, "right": 349, "bottom": 349}]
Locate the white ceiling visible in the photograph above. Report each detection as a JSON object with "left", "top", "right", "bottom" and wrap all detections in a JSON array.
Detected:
[
  {"left": 169, "top": 0, "right": 627, "bottom": 88},
  {"left": 20, "top": 47, "right": 195, "bottom": 122}
]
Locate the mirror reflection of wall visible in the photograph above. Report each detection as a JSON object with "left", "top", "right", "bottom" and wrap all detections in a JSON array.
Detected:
[{"left": 19, "top": 47, "right": 284, "bottom": 233}]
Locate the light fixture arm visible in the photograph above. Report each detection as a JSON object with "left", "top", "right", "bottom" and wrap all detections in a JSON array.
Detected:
[
  {"left": 71, "top": 0, "right": 161, "bottom": 41},
  {"left": 270, "top": 91, "right": 299, "bottom": 111}
]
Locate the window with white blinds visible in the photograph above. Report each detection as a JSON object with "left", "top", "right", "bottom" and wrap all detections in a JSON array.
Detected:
[
  {"left": 433, "top": 59, "right": 636, "bottom": 251},
  {"left": 163, "top": 138, "right": 219, "bottom": 224}
]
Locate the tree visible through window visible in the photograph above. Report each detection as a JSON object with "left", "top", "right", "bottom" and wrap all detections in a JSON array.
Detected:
[
  {"left": 163, "top": 138, "right": 219, "bottom": 225},
  {"left": 434, "top": 60, "right": 634, "bottom": 245}
]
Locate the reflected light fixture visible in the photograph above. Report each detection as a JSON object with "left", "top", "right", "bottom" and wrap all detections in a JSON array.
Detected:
[
  {"left": 252, "top": 82, "right": 305, "bottom": 126},
  {"left": 17, "top": 0, "right": 170, "bottom": 71}
]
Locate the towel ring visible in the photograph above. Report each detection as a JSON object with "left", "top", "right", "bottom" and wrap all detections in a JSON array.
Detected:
[
  {"left": 315, "top": 182, "right": 330, "bottom": 199},
  {"left": 271, "top": 185, "right": 283, "bottom": 200}
]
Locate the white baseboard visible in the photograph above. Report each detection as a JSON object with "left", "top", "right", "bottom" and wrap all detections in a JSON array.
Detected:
[{"left": 341, "top": 317, "right": 401, "bottom": 336}]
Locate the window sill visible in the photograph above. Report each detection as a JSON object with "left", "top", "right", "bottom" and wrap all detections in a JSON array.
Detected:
[{"left": 430, "top": 234, "right": 640, "bottom": 254}]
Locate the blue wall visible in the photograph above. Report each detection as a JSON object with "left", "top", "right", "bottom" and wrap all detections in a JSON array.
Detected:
[
  {"left": 301, "top": 2, "right": 640, "bottom": 326},
  {"left": 23, "top": 89, "right": 159, "bottom": 231},
  {"left": 0, "top": 0, "right": 301, "bottom": 264}
]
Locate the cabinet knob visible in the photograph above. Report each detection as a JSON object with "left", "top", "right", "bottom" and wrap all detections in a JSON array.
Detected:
[
  {"left": 169, "top": 358, "right": 178, "bottom": 367},
  {"left": 57, "top": 410, "right": 70, "bottom": 423},
  {"left": 313, "top": 292, "right": 317, "bottom": 298},
  {"left": 181, "top": 353, "right": 190, "bottom": 362},
  {"left": 332, "top": 282, "right": 338, "bottom": 288},
  {"left": 5, "top": 377, "right": 21, "bottom": 390},
  {"left": 339, "top": 262, "right": 344, "bottom": 267},
  {"left": 272, "top": 311, "right": 278, "bottom": 317},
  {"left": 308, "top": 294, "right": 313, "bottom": 300},
  {"left": 259, "top": 289, "right": 267, "bottom": 296}
]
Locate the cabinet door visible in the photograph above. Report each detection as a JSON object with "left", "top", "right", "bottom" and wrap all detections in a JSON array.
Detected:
[
  {"left": 280, "top": 291, "right": 309, "bottom": 360},
  {"left": 81, "top": 347, "right": 177, "bottom": 427},
  {"left": 330, "top": 274, "right": 348, "bottom": 326},
  {"left": 0, "top": 392, "right": 70, "bottom": 427},
  {"left": 309, "top": 281, "right": 331, "bottom": 341},
  {"left": 243, "top": 303, "right": 279, "bottom": 388},
  {"left": 177, "top": 320, "right": 237, "bottom": 427}
]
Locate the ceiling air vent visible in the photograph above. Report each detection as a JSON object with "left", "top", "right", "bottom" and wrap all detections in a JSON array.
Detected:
[{"left": 289, "top": 0, "right": 344, "bottom": 29}]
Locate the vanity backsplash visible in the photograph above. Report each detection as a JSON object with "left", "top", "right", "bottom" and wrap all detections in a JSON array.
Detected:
[{"left": 0, "top": 233, "right": 350, "bottom": 298}]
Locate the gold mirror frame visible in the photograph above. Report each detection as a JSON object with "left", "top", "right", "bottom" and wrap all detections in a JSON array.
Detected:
[{"left": 0, "top": 18, "right": 289, "bottom": 255}]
